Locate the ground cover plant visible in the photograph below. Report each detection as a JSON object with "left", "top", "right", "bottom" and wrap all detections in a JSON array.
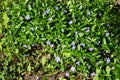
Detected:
[{"left": 0, "top": 0, "right": 120, "bottom": 80}]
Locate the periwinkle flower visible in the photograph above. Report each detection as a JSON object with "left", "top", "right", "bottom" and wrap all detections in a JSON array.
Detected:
[
  {"left": 107, "top": 23, "right": 110, "bottom": 27},
  {"left": 105, "top": 32, "right": 109, "bottom": 37},
  {"left": 91, "top": 72, "right": 96, "bottom": 77},
  {"left": 71, "top": 41, "right": 75, "bottom": 46},
  {"left": 87, "top": 11, "right": 91, "bottom": 16},
  {"left": 50, "top": 44, "right": 54, "bottom": 48},
  {"left": 74, "top": 31, "right": 78, "bottom": 36},
  {"left": 89, "top": 47, "right": 94, "bottom": 51},
  {"left": 87, "top": 64, "right": 91, "bottom": 69},
  {"left": 48, "top": 17, "right": 53, "bottom": 21},
  {"left": 64, "top": 9, "right": 67, "bottom": 13},
  {"left": 46, "top": 40, "right": 51, "bottom": 45},
  {"left": 80, "top": 43, "right": 85, "bottom": 48},
  {"left": 72, "top": 45, "right": 76, "bottom": 50},
  {"left": 97, "top": 41, "right": 100, "bottom": 45},
  {"left": 86, "top": 29, "right": 90, "bottom": 32},
  {"left": 106, "top": 57, "right": 110, "bottom": 64},
  {"left": 23, "top": 44, "right": 28, "bottom": 48},
  {"left": 30, "top": 28, "right": 34, "bottom": 31},
  {"left": 55, "top": 56, "right": 60, "bottom": 62},
  {"left": 68, "top": 20, "right": 73, "bottom": 24},
  {"left": 76, "top": 62, "right": 80, "bottom": 66},
  {"left": 32, "top": 44, "right": 36, "bottom": 47},
  {"left": 79, "top": 5, "right": 83, "bottom": 10},
  {"left": 25, "top": 14, "right": 30, "bottom": 20},
  {"left": 70, "top": 66, "right": 76, "bottom": 72},
  {"left": 86, "top": 27, "right": 90, "bottom": 32},
  {"left": 65, "top": 72, "right": 69, "bottom": 77},
  {"left": 44, "top": 8, "right": 50, "bottom": 15},
  {"left": 54, "top": 6, "right": 59, "bottom": 10},
  {"left": 46, "top": 8, "right": 50, "bottom": 13}
]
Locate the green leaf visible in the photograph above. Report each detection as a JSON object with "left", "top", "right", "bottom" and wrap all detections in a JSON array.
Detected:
[
  {"left": 41, "top": 56, "right": 47, "bottom": 66},
  {"left": 0, "top": 23, "right": 2, "bottom": 33},
  {"left": 15, "top": 49, "right": 19, "bottom": 53},
  {"left": 62, "top": 52, "right": 71, "bottom": 58},
  {"left": 94, "top": 68, "right": 101, "bottom": 80},
  {"left": 102, "top": 38, "right": 110, "bottom": 52},
  {"left": 91, "top": 25, "right": 96, "bottom": 32},
  {"left": 2, "top": 13, "right": 9, "bottom": 27},
  {"left": 106, "top": 66, "right": 111, "bottom": 76},
  {"left": 96, "top": 68, "right": 101, "bottom": 74},
  {"left": 17, "top": 67, "right": 21, "bottom": 74},
  {"left": 103, "top": 38, "right": 106, "bottom": 45},
  {"left": 93, "top": 76, "right": 99, "bottom": 80},
  {"left": 27, "top": 63, "right": 31, "bottom": 74}
]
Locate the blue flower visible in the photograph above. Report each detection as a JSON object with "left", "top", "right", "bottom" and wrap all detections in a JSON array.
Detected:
[
  {"left": 70, "top": 66, "right": 76, "bottom": 72},
  {"left": 74, "top": 31, "right": 78, "bottom": 36},
  {"left": 105, "top": 32, "right": 109, "bottom": 37},
  {"left": 32, "top": 44, "right": 36, "bottom": 47},
  {"left": 25, "top": 14, "right": 30, "bottom": 20},
  {"left": 64, "top": 9, "right": 67, "bottom": 13},
  {"left": 50, "top": 44, "right": 54, "bottom": 48},
  {"left": 44, "top": 8, "right": 50, "bottom": 15},
  {"left": 30, "top": 28, "right": 34, "bottom": 31},
  {"left": 106, "top": 57, "right": 110, "bottom": 64},
  {"left": 71, "top": 41, "right": 75, "bottom": 46},
  {"left": 65, "top": 72, "right": 69, "bottom": 77},
  {"left": 107, "top": 23, "right": 110, "bottom": 27},
  {"left": 55, "top": 56, "right": 60, "bottom": 62},
  {"left": 48, "top": 17, "right": 53, "bottom": 21},
  {"left": 97, "top": 41, "right": 100, "bottom": 45},
  {"left": 89, "top": 47, "right": 94, "bottom": 51},
  {"left": 46, "top": 8, "right": 50, "bottom": 13},
  {"left": 23, "top": 44, "right": 28, "bottom": 48},
  {"left": 46, "top": 40, "right": 51, "bottom": 45},
  {"left": 68, "top": 20, "right": 73, "bottom": 24},
  {"left": 87, "top": 11, "right": 91, "bottom": 16},
  {"left": 87, "top": 64, "right": 91, "bottom": 69},
  {"left": 72, "top": 45, "right": 76, "bottom": 50},
  {"left": 91, "top": 72, "right": 96, "bottom": 77},
  {"left": 80, "top": 43, "right": 85, "bottom": 47},
  {"left": 86, "top": 27, "right": 90, "bottom": 32},
  {"left": 54, "top": 6, "right": 59, "bottom": 10},
  {"left": 76, "top": 62, "right": 80, "bottom": 66}
]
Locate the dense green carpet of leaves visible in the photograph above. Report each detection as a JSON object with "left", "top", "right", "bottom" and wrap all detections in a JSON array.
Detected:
[{"left": 0, "top": 0, "right": 120, "bottom": 80}]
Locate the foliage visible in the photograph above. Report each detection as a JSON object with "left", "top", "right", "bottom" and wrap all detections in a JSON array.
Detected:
[{"left": 0, "top": 0, "right": 120, "bottom": 80}]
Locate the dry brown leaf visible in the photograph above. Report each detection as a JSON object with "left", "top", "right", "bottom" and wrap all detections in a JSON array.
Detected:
[
  {"left": 0, "top": 33, "right": 4, "bottom": 39},
  {"left": 115, "top": 0, "right": 120, "bottom": 5}
]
